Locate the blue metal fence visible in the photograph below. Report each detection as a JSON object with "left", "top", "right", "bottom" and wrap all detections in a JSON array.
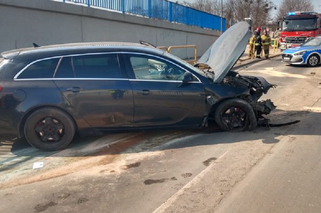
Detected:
[{"left": 62, "top": 0, "right": 226, "bottom": 31}]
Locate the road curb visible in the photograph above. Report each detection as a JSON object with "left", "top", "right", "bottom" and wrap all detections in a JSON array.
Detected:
[{"left": 235, "top": 53, "right": 282, "bottom": 70}]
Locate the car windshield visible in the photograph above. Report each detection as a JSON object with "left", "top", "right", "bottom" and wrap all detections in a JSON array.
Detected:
[
  {"left": 164, "top": 51, "right": 212, "bottom": 78},
  {"left": 283, "top": 18, "right": 317, "bottom": 31},
  {"left": 302, "top": 37, "right": 321, "bottom": 46}
]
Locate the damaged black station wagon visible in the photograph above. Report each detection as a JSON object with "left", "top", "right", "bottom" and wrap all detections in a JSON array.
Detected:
[{"left": 0, "top": 22, "right": 275, "bottom": 151}]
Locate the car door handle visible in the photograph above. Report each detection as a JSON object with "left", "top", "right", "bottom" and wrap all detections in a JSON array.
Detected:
[
  {"left": 137, "top": 90, "right": 150, "bottom": 95},
  {"left": 66, "top": 87, "right": 81, "bottom": 93}
]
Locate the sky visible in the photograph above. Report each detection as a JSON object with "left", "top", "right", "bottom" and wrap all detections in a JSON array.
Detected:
[{"left": 179, "top": 0, "right": 321, "bottom": 17}]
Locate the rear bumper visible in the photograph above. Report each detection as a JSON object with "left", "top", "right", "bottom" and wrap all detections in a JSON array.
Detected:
[{"left": 0, "top": 109, "right": 20, "bottom": 136}]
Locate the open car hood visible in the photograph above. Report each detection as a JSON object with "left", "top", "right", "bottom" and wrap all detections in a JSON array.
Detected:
[{"left": 197, "top": 22, "right": 251, "bottom": 83}]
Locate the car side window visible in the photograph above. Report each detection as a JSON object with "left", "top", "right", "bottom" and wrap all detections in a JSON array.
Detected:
[
  {"left": 55, "top": 57, "right": 74, "bottom": 78},
  {"left": 73, "top": 54, "right": 122, "bottom": 78},
  {"left": 128, "top": 55, "right": 186, "bottom": 81},
  {"left": 17, "top": 58, "right": 60, "bottom": 79}
]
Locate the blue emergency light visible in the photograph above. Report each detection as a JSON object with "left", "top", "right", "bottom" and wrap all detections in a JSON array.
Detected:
[{"left": 288, "top": 11, "right": 316, "bottom": 16}]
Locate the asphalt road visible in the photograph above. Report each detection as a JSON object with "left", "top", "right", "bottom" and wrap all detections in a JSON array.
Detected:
[{"left": 1, "top": 57, "right": 321, "bottom": 213}]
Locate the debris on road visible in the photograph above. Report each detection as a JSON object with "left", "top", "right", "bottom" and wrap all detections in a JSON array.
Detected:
[{"left": 32, "top": 162, "right": 44, "bottom": 170}]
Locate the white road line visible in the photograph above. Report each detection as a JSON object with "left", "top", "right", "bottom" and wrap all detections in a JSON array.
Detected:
[{"left": 152, "top": 148, "right": 231, "bottom": 213}]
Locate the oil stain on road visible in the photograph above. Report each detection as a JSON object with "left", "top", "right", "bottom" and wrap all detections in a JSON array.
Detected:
[
  {"left": 144, "top": 177, "right": 177, "bottom": 185},
  {"left": 203, "top": 157, "right": 217, "bottom": 166}
]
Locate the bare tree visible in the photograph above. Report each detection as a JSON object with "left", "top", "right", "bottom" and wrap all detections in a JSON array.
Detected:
[
  {"left": 224, "top": 0, "right": 276, "bottom": 29},
  {"left": 181, "top": 0, "right": 276, "bottom": 29},
  {"left": 276, "top": 0, "right": 314, "bottom": 20},
  {"left": 182, "top": 0, "right": 221, "bottom": 16},
  {"left": 224, "top": 0, "right": 236, "bottom": 27}
]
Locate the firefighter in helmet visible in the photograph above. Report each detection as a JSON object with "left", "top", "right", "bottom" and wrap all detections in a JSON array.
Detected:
[
  {"left": 249, "top": 33, "right": 256, "bottom": 58},
  {"left": 261, "top": 29, "right": 271, "bottom": 59},
  {"left": 254, "top": 27, "right": 262, "bottom": 58}
]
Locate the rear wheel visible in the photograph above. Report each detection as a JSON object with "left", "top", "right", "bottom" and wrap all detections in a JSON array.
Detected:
[
  {"left": 24, "top": 108, "right": 76, "bottom": 151},
  {"left": 307, "top": 54, "right": 320, "bottom": 67},
  {"left": 214, "top": 99, "right": 257, "bottom": 132}
]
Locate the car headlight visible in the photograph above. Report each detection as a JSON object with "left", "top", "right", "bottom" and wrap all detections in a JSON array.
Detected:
[{"left": 294, "top": 51, "right": 307, "bottom": 56}]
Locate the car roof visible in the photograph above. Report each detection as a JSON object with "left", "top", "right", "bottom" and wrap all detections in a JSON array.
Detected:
[{"left": 1, "top": 42, "right": 165, "bottom": 59}]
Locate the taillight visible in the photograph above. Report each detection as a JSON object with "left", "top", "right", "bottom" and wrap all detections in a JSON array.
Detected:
[
  {"left": 280, "top": 37, "right": 284, "bottom": 43},
  {"left": 0, "top": 86, "right": 2, "bottom": 93}
]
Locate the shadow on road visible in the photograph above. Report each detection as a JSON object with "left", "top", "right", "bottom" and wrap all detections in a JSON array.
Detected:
[{"left": 0, "top": 108, "right": 317, "bottom": 159}]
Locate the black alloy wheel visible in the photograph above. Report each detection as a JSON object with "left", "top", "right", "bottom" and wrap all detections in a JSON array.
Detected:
[
  {"left": 221, "top": 107, "right": 248, "bottom": 130},
  {"left": 24, "top": 108, "right": 76, "bottom": 151},
  {"left": 35, "top": 117, "right": 64, "bottom": 142},
  {"left": 214, "top": 99, "right": 257, "bottom": 132}
]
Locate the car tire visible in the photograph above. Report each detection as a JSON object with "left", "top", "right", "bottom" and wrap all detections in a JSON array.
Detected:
[
  {"left": 24, "top": 107, "right": 76, "bottom": 151},
  {"left": 214, "top": 99, "right": 257, "bottom": 132},
  {"left": 307, "top": 54, "right": 320, "bottom": 67}
]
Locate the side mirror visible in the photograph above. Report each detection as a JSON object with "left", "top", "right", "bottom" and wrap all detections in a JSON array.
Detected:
[{"left": 182, "top": 72, "right": 194, "bottom": 83}]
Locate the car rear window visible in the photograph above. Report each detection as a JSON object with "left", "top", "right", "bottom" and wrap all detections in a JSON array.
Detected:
[
  {"left": 0, "top": 57, "right": 4, "bottom": 73},
  {"left": 73, "top": 54, "right": 122, "bottom": 78},
  {"left": 17, "top": 58, "right": 60, "bottom": 79},
  {"left": 0, "top": 57, "right": 10, "bottom": 77}
]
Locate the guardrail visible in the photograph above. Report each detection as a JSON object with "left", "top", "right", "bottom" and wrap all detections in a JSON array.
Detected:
[
  {"left": 61, "top": 0, "right": 225, "bottom": 31},
  {"left": 158, "top": 45, "right": 198, "bottom": 64}
]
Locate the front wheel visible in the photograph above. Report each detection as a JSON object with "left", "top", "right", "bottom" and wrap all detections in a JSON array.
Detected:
[
  {"left": 214, "top": 99, "right": 257, "bottom": 132},
  {"left": 307, "top": 55, "right": 320, "bottom": 67},
  {"left": 24, "top": 107, "right": 76, "bottom": 151}
]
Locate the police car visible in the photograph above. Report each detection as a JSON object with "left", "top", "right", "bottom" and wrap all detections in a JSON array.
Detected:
[{"left": 282, "top": 36, "right": 321, "bottom": 66}]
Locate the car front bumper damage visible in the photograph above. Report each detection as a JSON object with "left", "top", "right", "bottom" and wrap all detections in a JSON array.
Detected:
[{"left": 223, "top": 73, "right": 276, "bottom": 117}]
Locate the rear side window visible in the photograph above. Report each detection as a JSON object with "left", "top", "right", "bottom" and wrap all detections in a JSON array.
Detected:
[
  {"left": 17, "top": 58, "right": 59, "bottom": 79},
  {"left": 73, "top": 54, "right": 122, "bottom": 78}
]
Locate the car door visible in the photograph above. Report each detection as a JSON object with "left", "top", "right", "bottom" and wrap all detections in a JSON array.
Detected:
[
  {"left": 54, "top": 53, "right": 134, "bottom": 129},
  {"left": 123, "top": 53, "right": 206, "bottom": 127}
]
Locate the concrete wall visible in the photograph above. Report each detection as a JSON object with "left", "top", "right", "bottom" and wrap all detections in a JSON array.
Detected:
[{"left": 0, "top": 0, "right": 220, "bottom": 59}]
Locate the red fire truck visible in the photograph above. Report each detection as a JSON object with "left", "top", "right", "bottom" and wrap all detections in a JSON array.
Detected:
[{"left": 279, "top": 11, "right": 321, "bottom": 51}]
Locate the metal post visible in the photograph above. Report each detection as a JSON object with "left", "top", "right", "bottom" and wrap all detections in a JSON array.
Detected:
[
  {"left": 122, "top": 0, "right": 125, "bottom": 14},
  {"left": 221, "top": 0, "right": 223, "bottom": 33},
  {"left": 168, "top": 2, "right": 172, "bottom": 23},
  {"left": 148, "top": 0, "right": 152, "bottom": 18}
]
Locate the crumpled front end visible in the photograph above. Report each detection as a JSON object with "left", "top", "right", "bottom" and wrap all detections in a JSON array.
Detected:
[{"left": 222, "top": 71, "right": 276, "bottom": 117}]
